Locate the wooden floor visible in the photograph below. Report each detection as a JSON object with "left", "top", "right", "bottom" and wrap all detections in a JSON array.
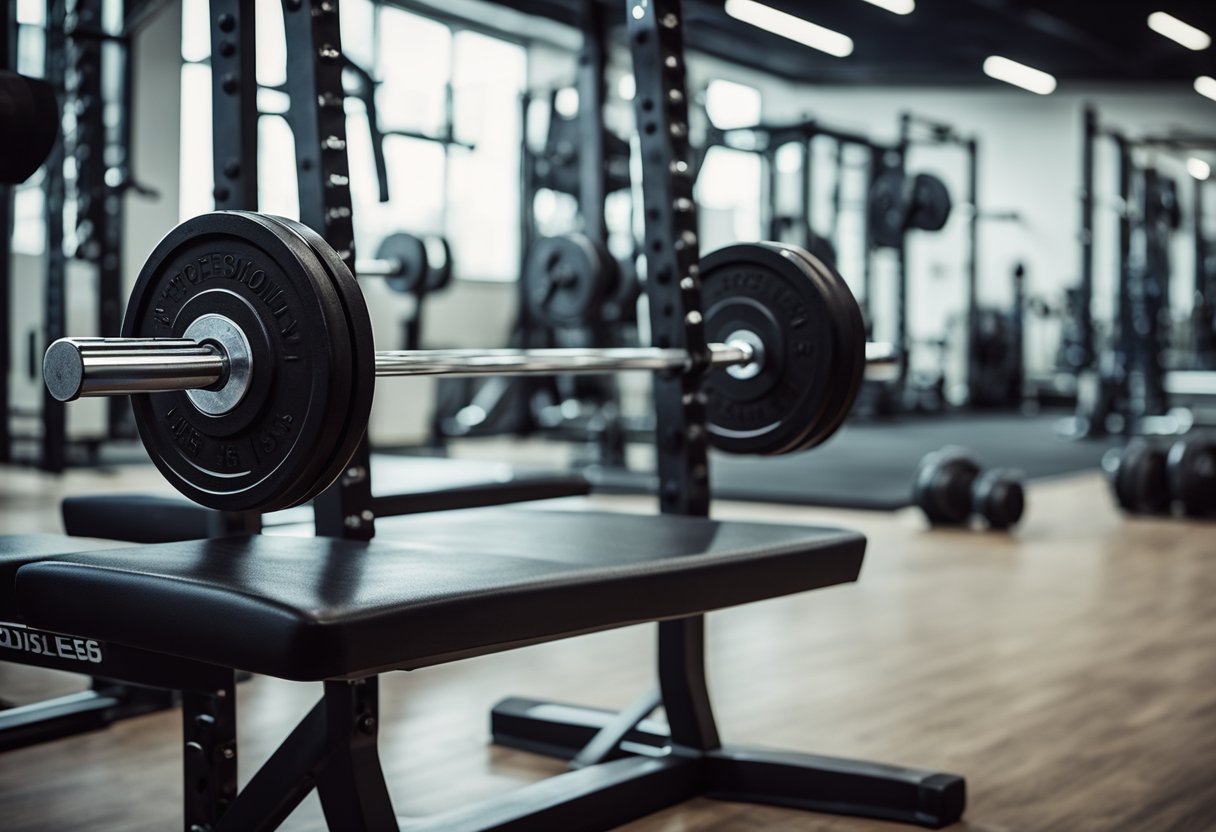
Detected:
[{"left": 1, "top": 462, "right": 1214, "bottom": 831}]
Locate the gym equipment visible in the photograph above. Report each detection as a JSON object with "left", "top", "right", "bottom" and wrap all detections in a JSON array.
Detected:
[
  {"left": 868, "top": 168, "right": 910, "bottom": 249},
  {"left": 524, "top": 232, "right": 618, "bottom": 328},
  {"left": 969, "top": 263, "right": 1027, "bottom": 408},
  {"left": 868, "top": 170, "right": 954, "bottom": 249},
  {"left": 42, "top": 211, "right": 890, "bottom": 512},
  {"left": 807, "top": 231, "right": 838, "bottom": 270},
  {"left": 0, "top": 71, "right": 59, "bottom": 185},
  {"left": 531, "top": 91, "right": 632, "bottom": 198},
  {"left": 1069, "top": 107, "right": 1216, "bottom": 437},
  {"left": 912, "top": 446, "right": 1026, "bottom": 530},
  {"left": 1107, "top": 435, "right": 1216, "bottom": 518},
  {"left": 3, "top": 508, "right": 963, "bottom": 830},
  {"left": 356, "top": 232, "right": 453, "bottom": 295}
]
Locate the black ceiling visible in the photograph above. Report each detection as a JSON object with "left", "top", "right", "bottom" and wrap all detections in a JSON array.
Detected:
[{"left": 488, "top": 0, "right": 1216, "bottom": 87}]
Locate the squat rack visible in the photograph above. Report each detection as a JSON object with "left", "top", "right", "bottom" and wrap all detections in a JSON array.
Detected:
[
  {"left": 897, "top": 112, "right": 982, "bottom": 401},
  {"left": 700, "top": 116, "right": 894, "bottom": 335},
  {"left": 1076, "top": 105, "right": 1216, "bottom": 434}
]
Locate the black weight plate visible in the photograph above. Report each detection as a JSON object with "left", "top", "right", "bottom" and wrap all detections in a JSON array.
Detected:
[
  {"left": 868, "top": 169, "right": 909, "bottom": 249},
  {"left": 1166, "top": 436, "right": 1216, "bottom": 518},
  {"left": 378, "top": 232, "right": 429, "bottom": 295},
  {"left": 601, "top": 256, "right": 637, "bottom": 323},
  {"left": 243, "top": 215, "right": 358, "bottom": 511},
  {"left": 424, "top": 236, "right": 454, "bottom": 293},
  {"left": 122, "top": 211, "right": 354, "bottom": 512},
  {"left": 1113, "top": 439, "right": 1169, "bottom": 514},
  {"left": 0, "top": 71, "right": 59, "bottom": 185},
  {"left": 972, "top": 468, "right": 1025, "bottom": 530},
  {"left": 701, "top": 243, "right": 847, "bottom": 455},
  {"left": 263, "top": 215, "right": 376, "bottom": 506},
  {"left": 907, "top": 173, "right": 952, "bottom": 232},
  {"left": 781, "top": 245, "right": 865, "bottom": 450},
  {"left": 913, "top": 446, "right": 979, "bottom": 525},
  {"left": 525, "top": 233, "right": 609, "bottom": 329},
  {"left": 806, "top": 232, "right": 837, "bottom": 270}
]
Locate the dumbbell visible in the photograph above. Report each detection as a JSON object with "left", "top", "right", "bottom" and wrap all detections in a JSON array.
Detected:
[
  {"left": 1106, "top": 436, "right": 1216, "bottom": 518},
  {"left": 42, "top": 211, "right": 899, "bottom": 513},
  {"left": 912, "top": 446, "right": 1026, "bottom": 530}
]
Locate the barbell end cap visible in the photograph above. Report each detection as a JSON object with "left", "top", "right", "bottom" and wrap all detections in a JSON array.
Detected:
[{"left": 44, "top": 339, "right": 86, "bottom": 402}]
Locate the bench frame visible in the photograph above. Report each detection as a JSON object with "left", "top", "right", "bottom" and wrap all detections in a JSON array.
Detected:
[{"left": 154, "top": 617, "right": 962, "bottom": 831}]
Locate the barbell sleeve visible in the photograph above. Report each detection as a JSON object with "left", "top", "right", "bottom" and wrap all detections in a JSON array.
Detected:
[
  {"left": 43, "top": 338, "right": 228, "bottom": 402},
  {"left": 44, "top": 336, "right": 896, "bottom": 403}
]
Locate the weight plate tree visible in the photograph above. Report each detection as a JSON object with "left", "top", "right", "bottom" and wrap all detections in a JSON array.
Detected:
[{"left": 44, "top": 211, "right": 890, "bottom": 513}]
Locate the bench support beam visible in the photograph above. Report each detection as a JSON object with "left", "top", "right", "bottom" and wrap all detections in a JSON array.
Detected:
[{"left": 490, "top": 696, "right": 965, "bottom": 828}]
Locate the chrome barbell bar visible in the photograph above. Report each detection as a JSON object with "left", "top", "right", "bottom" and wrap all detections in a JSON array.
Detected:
[{"left": 44, "top": 334, "right": 897, "bottom": 403}]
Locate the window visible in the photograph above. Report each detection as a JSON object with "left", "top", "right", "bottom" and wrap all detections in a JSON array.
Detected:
[{"left": 178, "top": 1, "right": 527, "bottom": 281}]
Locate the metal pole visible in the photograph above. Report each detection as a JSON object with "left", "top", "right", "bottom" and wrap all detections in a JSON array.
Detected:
[
  {"left": 896, "top": 112, "right": 911, "bottom": 387},
  {"left": 281, "top": 0, "right": 371, "bottom": 540},
  {"left": 965, "top": 136, "right": 979, "bottom": 401},
  {"left": 1195, "top": 176, "right": 1215, "bottom": 368},
  {"left": 0, "top": 0, "right": 14, "bottom": 462},
  {"left": 44, "top": 340, "right": 748, "bottom": 400},
  {"left": 803, "top": 138, "right": 815, "bottom": 248},
  {"left": 1078, "top": 105, "right": 1096, "bottom": 370},
  {"left": 210, "top": 0, "right": 258, "bottom": 212},
  {"left": 765, "top": 147, "right": 780, "bottom": 241},
  {"left": 42, "top": 0, "right": 68, "bottom": 472},
  {"left": 44, "top": 337, "right": 897, "bottom": 402},
  {"left": 577, "top": 0, "right": 607, "bottom": 246},
  {"left": 1115, "top": 134, "right": 1134, "bottom": 433}
]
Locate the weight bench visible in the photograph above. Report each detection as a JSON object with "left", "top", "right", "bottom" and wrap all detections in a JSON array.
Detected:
[
  {"left": 0, "top": 535, "right": 178, "bottom": 751},
  {"left": 10, "top": 509, "right": 964, "bottom": 830}
]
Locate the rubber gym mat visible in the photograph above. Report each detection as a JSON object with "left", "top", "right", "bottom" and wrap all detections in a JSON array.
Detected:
[{"left": 591, "top": 412, "right": 1120, "bottom": 510}]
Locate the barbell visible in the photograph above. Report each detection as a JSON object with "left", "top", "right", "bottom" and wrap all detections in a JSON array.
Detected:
[
  {"left": 354, "top": 232, "right": 452, "bottom": 294},
  {"left": 43, "top": 211, "right": 885, "bottom": 512}
]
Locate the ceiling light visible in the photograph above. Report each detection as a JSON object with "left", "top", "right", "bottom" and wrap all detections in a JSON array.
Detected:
[
  {"left": 1188, "top": 158, "right": 1211, "bottom": 181},
  {"left": 982, "top": 56, "right": 1057, "bottom": 95},
  {"left": 1148, "top": 12, "right": 1211, "bottom": 51},
  {"left": 1196, "top": 76, "right": 1216, "bottom": 102},
  {"left": 860, "top": 0, "right": 915, "bottom": 14},
  {"left": 724, "top": 0, "right": 854, "bottom": 58}
]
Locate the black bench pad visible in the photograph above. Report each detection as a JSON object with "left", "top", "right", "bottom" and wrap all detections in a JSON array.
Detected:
[
  {"left": 16, "top": 510, "right": 864, "bottom": 681},
  {"left": 0, "top": 535, "right": 125, "bottom": 621}
]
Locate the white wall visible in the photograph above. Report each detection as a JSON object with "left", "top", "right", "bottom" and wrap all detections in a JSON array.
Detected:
[{"left": 681, "top": 61, "right": 1216, "bottom": 381}]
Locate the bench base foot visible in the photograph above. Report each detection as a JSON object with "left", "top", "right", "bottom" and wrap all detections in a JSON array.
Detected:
[
  {"left": 0, "top": 684, "right": 175, "bottom": 752},
  {"left": 490, "top": 696, "right": 965, "bottom": 829}
]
